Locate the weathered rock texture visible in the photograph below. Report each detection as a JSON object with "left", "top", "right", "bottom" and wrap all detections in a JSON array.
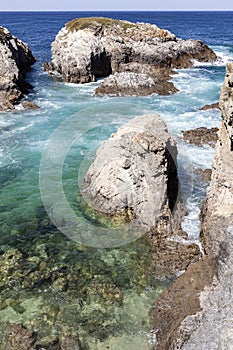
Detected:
[
  {"left": 181, "top": 127, "right": 219, "bottom": 147},
  {"left": 82, "top": 114, "right": 201, "bottom": 276},
  {"left": 95, "top": 71, "right": 178, "bottom": 96},
  {"left": 82, "top": 114, "right": 178, "bottom": 230},
  {"left": 0, "top": 26, "right": 36, "bottom": 111},
  {"left": 152, "top": 63, "right": 233, "bottom": 349},
  {"left": 44, "top": 17, "right": 216, "bottom": 96}
]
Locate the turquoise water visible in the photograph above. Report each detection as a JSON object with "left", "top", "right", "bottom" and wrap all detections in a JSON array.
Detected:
[{"left": 0, "top": 11, "right": 232, "bottom": 349}]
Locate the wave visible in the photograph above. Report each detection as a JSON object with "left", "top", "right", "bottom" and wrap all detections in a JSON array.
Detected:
[{"left": 193, "top": 45, "right": 233, "bottom": 67}]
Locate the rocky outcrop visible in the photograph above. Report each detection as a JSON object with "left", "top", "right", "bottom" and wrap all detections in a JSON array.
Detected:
[
  {"left": 95, "top": 71, "right": 178, "bottom": 96},
  {"left": 21, "top": 100, "right": 40, "bottom": 110},
  {"left": 0, "top": 26, "right": 36, "bottom": 111},
  {"left": 44, "top": 17, "right": 216, "bottom": 96},
  {"left": 152, "top": 63, "right": 233, "bottom": 350},
  {"left": 82, "top": 114, "right": 178, "bottom": 230},
  {"left": 181, "top": 127, "right": 219, "bottom": 147},
  {"left": 200, "top": 102, "right": 220, "bottom": 110}
]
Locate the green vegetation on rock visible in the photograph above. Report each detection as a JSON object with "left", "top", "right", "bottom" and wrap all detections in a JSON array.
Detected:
[
  {"left": 0, "top": 27, "right": 9, "bottom": 41},
  {"left": 66, "top": 17, "right": 135, "bottom": 32}
]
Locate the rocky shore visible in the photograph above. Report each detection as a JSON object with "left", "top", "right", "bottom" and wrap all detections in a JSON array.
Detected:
[
  {"left": 0, "top": 26, "right": 36, "bottom": 111},
  {"left": 152, "top": 63, "right": 233, "bottom": 349},
  {"left": 44, "top": 17, "right": 216, "bottom": 96}
]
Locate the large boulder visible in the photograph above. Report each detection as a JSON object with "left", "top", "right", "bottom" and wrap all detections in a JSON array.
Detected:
[
  {"left": 44, "top": 17, "right": 217, "bottom": 96},
  {"left": 82, "top": 114, "right": 178, "bottom": 230},
  {"left": 0, "top": 26, "right": 36, "bottom": 111}
]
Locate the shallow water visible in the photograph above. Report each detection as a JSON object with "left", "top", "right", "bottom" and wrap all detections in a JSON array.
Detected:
[{"left": 0, "top": 11, "right": 232, "bottom": 348}]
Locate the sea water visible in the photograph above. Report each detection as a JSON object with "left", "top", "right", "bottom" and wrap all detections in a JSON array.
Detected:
[{"left": 0, "top": 11, "right": 232, "bottom": 348}]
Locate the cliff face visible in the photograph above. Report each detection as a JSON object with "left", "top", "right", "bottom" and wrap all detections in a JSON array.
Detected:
[
  {"left": 44, "top": 17, "right": 216, "bottom": 96},
  {"left": 0, "top": 26, "right": 36, "bottom": 111},
  {"left": 153, "top": 63, "right": 233, "bottom": 349}
]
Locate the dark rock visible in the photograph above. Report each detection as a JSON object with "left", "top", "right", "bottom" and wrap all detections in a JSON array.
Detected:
[
  {"left": 150, "top": 231, "right": 200, "bottom": 278},
  {"left": 42, "top": 61, "right": 54, "bottom": 72},
  {"left": 152, "top": 257, "right": 216, "bottom": 350},
  {"left": 0, "top": 26, "right": 36, "bottom": 111},
  {"left": 34, "top": 336, "right": 60, "bottom": 350},
  {"left": 22, "top": 100, "right": 40, "bottom": 110},
  {"left": 200, "top": 102, "right": 220, "bottom": 110},
  {"left": 181, "top": 127, "right": 219, "bottom": 147},
  {"left": 1, "top": 324, "right": 37, "bottom": 349}
]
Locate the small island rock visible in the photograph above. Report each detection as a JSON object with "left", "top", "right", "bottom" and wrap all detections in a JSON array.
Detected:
[{"left": 44, "top": 17, "right": 217, "bottom": 96}]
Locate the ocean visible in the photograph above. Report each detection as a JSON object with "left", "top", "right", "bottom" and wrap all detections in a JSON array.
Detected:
[{"left": 0, "top": 11, "right": 232, "bottom": 349}]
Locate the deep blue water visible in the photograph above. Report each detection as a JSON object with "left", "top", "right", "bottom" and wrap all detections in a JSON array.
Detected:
[
  {"left": 0, "top": 11, "right": 232, "bottom": 349},
  {"left": 1, "top": 11, "right": 233, "bottom": 64}
]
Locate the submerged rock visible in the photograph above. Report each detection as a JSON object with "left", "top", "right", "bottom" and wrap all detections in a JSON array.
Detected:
[
  {"left": 44, "top": 17, "right": 216, "bottom": 96},
  {"left": 0, "top": 26, "right": 36, "bottom": 111},
  {"left": 82, "top": 114, "right": 178, "bottom": 230},
  {"left": 1, "top": 324, "right": 37, "bottom": 349},
  {"left": 181, "top": 127, "right": 219, "bottom": 147}
]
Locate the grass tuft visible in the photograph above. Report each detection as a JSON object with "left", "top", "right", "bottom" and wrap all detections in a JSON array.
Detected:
[{"left": 66, "top": 17, "right": 135, "bottom": 32}]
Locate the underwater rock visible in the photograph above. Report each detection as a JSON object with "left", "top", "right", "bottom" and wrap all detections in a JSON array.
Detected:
[
  {"left": 0, "top": 26, "right": 36, "bottom": 111},
  {"left": 1, "top": 324, "right": 37, "bottom": 349}
]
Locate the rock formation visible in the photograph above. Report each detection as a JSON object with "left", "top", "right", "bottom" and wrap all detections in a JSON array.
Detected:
[
  {"left": 153, "top": 63, "right": 233, "bottom": 349},
  {"left": 82, "top": 114, "right": 200, "bottom": 276},
  {"left": 181, "top": 127, "right": 219, "bottom": 147},
  {"left": 82, "top": 114, "right": 178, "bottom": 230},
  {"left": 0, "top": 26, "right": 36, "bottom": 111},
  {"left": 200, "top": 102, "right": 220, "bottom": 110},
  {"left": 44, "top": 17, "right": 217, "bottom": 96},
  {"left": 95, "top": 71, "right": 178, "bottom": 96}
]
